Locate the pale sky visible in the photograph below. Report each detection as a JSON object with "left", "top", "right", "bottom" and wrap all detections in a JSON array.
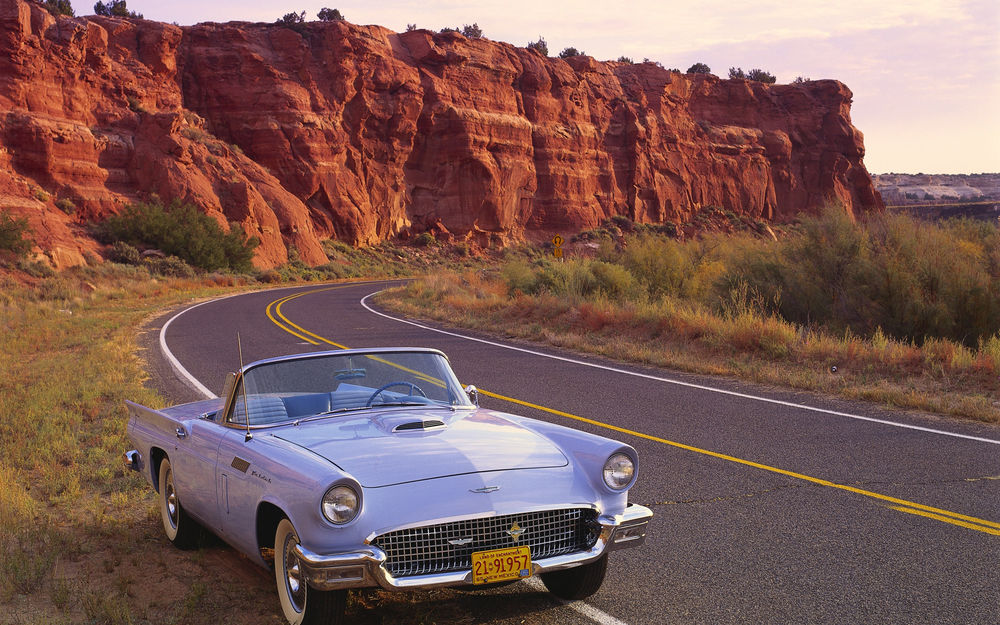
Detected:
[{"left": 118, "top": 0, "right": 999, "bottom": 174}]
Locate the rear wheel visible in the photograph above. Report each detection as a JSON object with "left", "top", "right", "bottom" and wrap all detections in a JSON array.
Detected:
[
  {"left": 540, "top": 554, "right": 608, "bottom": 600},
  {"left": 158, "top": 457, "right": 200, "bottom": 549},
  {"left": 274, "top": 518, "right": 347, "bottom": 625}
]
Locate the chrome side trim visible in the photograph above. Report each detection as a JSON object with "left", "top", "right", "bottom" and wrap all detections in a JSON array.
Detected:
[{"left": 296, "top": 503, "right": 653, "bottom": 592}]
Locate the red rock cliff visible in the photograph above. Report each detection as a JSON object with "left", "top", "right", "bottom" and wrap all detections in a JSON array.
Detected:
[{"left": 0, "top": 0, "right": 882, "bottom": 268}]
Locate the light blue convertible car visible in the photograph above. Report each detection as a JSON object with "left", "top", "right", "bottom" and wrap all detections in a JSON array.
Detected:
[{"left": 124, "top": 348, "right": 652, "bottom": 624}]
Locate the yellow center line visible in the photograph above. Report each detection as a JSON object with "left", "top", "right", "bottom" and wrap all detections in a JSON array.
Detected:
[
  {"left": 264, "top": 288, "right": 1000, "bottom": 537},
  {"left": 480, "top": 389, "right": 1000, "bottom": 535}
]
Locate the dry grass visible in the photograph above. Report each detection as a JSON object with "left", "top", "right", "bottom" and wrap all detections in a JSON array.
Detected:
[{"left": 0, "top": 263, "right": 268, "bottom": 623}]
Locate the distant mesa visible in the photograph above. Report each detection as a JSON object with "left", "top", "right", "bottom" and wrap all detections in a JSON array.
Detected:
[
  {"left": 874, "top": 173, "right": 1000, "bottom": 205},
  {"left": 0, "top": 0, "right": 881, "bottom": 269}
]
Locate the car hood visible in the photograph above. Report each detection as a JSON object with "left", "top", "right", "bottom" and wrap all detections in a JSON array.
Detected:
[{"left": 271, "top": 409, "right": 569, "bottom": 487}]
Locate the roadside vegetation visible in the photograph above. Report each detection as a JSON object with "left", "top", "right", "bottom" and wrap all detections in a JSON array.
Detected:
[
  {"left": 378, "top": 209, "right": 1000, "bottom": 423},
  {"left": 0, "top": 238, "right": 505, "bottom": 624},
  {"left": 1, "top": 205, "right": 996, "bottom": 623},
  {"left": 0, "top": 264, "right": 257, "bottom": 624}
]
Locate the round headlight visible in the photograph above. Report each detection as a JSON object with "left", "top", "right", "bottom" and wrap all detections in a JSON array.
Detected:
[
  {"left": 322, "top": 485, "right": 360, "bottom": 524},
  {"left": 602, "top": 453, "right": 635, "bottom": 490}
]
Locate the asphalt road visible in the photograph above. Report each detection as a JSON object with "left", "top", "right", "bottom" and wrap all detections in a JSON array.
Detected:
[{"left": 147, "top": 281, "right": 1000, "bottom": 625}]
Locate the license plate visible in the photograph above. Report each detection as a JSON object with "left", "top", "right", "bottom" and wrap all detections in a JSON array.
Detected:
[{"left": 471, "top": 546, "right": 532, "bottom": 584}]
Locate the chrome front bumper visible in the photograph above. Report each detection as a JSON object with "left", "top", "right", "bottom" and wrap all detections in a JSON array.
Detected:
[{"left": 294, "top": 503, "right": 653, "bottom": 592}]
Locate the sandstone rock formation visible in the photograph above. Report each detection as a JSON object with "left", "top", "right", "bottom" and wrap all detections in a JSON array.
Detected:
[{"left": 0, "top": 0, "right": 882, "bottom": 268}]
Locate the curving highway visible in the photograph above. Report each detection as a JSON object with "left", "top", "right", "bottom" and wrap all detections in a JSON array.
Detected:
[{"left": 149, "top": 281, "right": 1000, "bottom": 625}]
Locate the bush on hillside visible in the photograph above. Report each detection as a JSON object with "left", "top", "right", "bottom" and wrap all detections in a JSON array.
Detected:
[
  {"left": 97, "top": 199, "right": 259, "bottom": 272},
  {"left": 686, "top": 62, "right": 711, "bottom": 74},
  {"left": 558, "top": 47, "right": 585, "bottom": 58},
  {"left": 0, "top": 213, "right": 33, "bottom": 259}
]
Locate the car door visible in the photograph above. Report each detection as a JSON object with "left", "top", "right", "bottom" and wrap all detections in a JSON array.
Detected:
[
  {"left": 215, "top": 427, "right": 270, "bottom": 557},
  {"left": 170, "top": 416, "right": 227, "bottom": 530}
]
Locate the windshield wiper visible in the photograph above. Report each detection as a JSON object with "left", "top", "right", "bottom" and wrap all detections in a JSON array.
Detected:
[{"left": 367, "top": 401, "right": 429, "bottom": 408}]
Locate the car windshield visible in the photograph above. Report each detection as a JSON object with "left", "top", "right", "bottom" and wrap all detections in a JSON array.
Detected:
[{"left": 228, "top": 350, "right": 473, "bottom": 426}]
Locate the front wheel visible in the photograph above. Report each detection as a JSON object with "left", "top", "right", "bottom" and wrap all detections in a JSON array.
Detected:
[
  {"left": 158, "top": 457, "right": 200, "bottom": 549},
  {"left": 274, "top": 518, "right": 347, "bottom": 625},
  {"left": 540, "top": 554, "right": 608, "bottom": 600}
]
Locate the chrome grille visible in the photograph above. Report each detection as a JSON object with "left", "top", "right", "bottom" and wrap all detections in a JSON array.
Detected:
[{"left": 371, "top": 508, "right": 599, "bottom": 578}]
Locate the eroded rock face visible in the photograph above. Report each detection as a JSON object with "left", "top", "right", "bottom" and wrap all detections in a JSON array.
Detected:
[{"left": 0, "top": 0, "right": 882, "bottom": 268}]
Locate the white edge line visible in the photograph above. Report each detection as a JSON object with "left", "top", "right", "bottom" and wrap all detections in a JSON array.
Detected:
[
  {"left": 359, "top": 292, "right": 1000, "bottom": 446},
  {"left": 160, "top": 297, "right": 225, "bottom": 400},
  {"left": 524, "top": 577, "right": 628, "bottom": 625}
]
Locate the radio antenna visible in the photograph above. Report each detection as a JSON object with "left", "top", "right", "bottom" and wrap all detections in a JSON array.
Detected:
[{"left": 238, "top": 333, "right": 252, "bottom": 442}]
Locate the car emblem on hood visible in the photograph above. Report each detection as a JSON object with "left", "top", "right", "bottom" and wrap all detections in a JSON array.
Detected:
[
  {"left": 507, "top": 522, "right": 525, "bottom": 542},
  {"left": 469, "top": 486, "right": 500, "bottom": 494}
]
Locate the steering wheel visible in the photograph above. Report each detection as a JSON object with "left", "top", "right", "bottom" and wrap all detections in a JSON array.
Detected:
[{"left": 366, "top": 381, "right": 427, "bottom": 407}]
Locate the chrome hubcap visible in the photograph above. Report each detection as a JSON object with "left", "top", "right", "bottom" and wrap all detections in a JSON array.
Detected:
[
  {"left": 284, "top": 535, "right": 306, "bottom": 612},
  {"left": 165, "top": 472, "right": 178, "bottom": 528}
]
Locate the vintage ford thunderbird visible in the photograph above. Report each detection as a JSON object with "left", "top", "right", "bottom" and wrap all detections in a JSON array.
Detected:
[{"left": 124, "top": 348, "right": 652, "bottom": 624}]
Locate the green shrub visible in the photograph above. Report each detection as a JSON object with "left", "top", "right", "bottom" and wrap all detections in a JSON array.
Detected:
[
  {"left": 147, "top": 255, "right": 196, "bottom": 278},
  {"left": 55, "top": 198, "right": 76, "bottom": 214},
  {"left": 720, "top": 208, "right": 1000, "bottom": 347},
  {"left": 558, "top": 47, "right": 584, "bottom": 59},
  {"left": 746, "top": 68, "right": 777, "bottom": 84},
  {"left": 97, "top": 199, "right": 259, "bottom": 272},
  {"left": 461, "top": 23, "right": 483, "bottom": 38},
  {"left": 617, "top": 56, "right": 634, "bottom": 64},
  {"left": 0, "top": 213, "right": 33, "bottom": 259},
  {"left": 107, "top": 241, "right": 141, "bottom": 265},
  {"left": 686, "top": 62, "right": 711, "bottom": 74},
  {"left": 413, "top": 232, "right": 435, "bottom": 247},
  {"left": 93, "top": 0, "right": 141, "bottom": 18},
  {"left": 317, "top": 7, "right": 343, "bottom": 21},
  {"left": 276, "top": 10, "right": 306, "bottom": 25},
  {"left": 39, "top": 0, "right": 75, "bottom": 16},
  {"left": 526, "top": 37, "right": 548, "bottom": 56}
]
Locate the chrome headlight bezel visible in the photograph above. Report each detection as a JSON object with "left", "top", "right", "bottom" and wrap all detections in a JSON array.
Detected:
[
  {"left": 321, "top": 484, "right": 361, "bottom": 525},
  {"left": 602, "top": 452, "right": 636, "bottom": 490}
]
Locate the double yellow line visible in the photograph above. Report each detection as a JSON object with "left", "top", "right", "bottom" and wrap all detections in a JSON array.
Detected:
[{"left": 265, "top": 286, "right": 1000, "bottom": 537}]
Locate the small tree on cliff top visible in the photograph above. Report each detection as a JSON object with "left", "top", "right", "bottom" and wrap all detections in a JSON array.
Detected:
[
  {"left": 526, "top": 37, "right": 548, "bottom": 56},
  {"left": 461, "top": 23, "right": 483, "bottom": 38},
  {"left": 746, "top": 68, "right": 777, "bottom": 84},
  {"left": 686, "top": 62, "right": 711, "bottom": 74},
  {"left": 93, "top": 0, "right": 141, "bottom": 18},
  {"left": 36, "top": 0, "right": 74, "bottom": 17},
  {"left": 317, "top": 7, "right": 344, "bottom": 21},
  {"left": 558, "top": 47, "right": 585, "bottom": 58},
  {"left": 277, "top": 11, "right": 306, "bottom": 25}
]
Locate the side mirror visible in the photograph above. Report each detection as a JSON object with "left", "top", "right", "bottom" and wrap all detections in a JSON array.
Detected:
[{"left": 464, "top": 385, "right": 479, "bottom": 407}]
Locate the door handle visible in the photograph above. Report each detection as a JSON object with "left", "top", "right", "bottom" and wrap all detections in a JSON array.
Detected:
[{"left": 175, "top": 427, "right": 187, "bottom": 439}]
